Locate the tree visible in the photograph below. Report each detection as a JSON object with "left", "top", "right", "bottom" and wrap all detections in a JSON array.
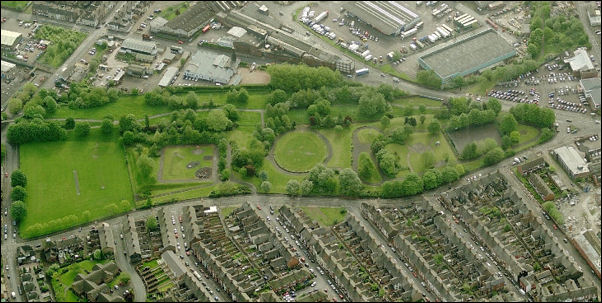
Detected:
[
  {"left": 93, "top": 249, "right": 103, "bottom": 260},
  {"left": 137, "top": 154, "right": 155, "bottom": 184},
  {"left": 421, "top": 151, "right": 435, "bottom": 169},
  {"left": 441, "top": 166, "right": 459, "bottom": 184},
  {"left": 222, "top": 104, "right": 239, "bottom": 121},
  {"left": 74, "top": 122, "right": 91, "bottom": 137},
  {"left": 339, "top": 168, "right": 362, "bottom": 196},
  {"left": 428, "top": 121, "right": 441, "bottom": 135},
  {"left": 185, "top": 91, "right": 198, "bottom": 109},
  {"left": 390, "top": 126, "right": 412, "bottom": 144},
  {"left": 119, "top": 114, "right": 139, "bottom": 133},
  {"left": 423, "top": 169, "right": 441, "bottom": 190},
  {"left": 260, "top": 181, "right": 272, "bottom": 193},
  {"left": 205, "top": 110, "right": 233, "bottom": 132},
  {"left": 146, "top": 216, "right": 158, "bottom": 231},
  {"left": 502, "top": 135, "right": 513, "bottom": 150},
  {"left": 419, "top": 105, "right": 426, "bottom": 114},
  {"left": 10, "top": 201, "right": 26, "bottom": 222},
  {"left": 358, "top": 91, "right": 387, "bottom": 117},
  {"left": 382, "top": 180, "right": 403, "bottom": 198},
  {"left": 499, "top": 113, "right": 518, "bottom": 135},
  {"left": 358, "top": 154, "right": 376, "bottom": 181},
  {"left": 64, "top": 117, "right": 75, "bottom": 130},
  {"left": 42, "top": 96, "right": 57, "bottom": 114},
  {"left": 484, "top": 147, "right": 504, "bottom": 166},
  {"left": 101, "top": 118, "right": 113, "bottom": 134},
  {"left": 286, "top": 179, "right": 300, "bottom": 196},
  {"left": 510, "top": 130, "right": 520, "bottom": 144},
  {"left": 462, "top": 142, "right": 479, "bottom": 160},
  {"left": 11, "top": 170, "right": 27, "bottom": 187},
  {"left": 23, "top": 104, "right": 46, "bottom": 119},
  {"left": 300, "top": 180, "right": 313, "bottom": 196},
  {"left": 11, "top": 186, "right": 26, "bottom": 201},
  {"left": 486, "top": 98, "right": 501, "bottom": 115},
  {"left": 8, "top": 98, "right": 22, "bottom": 115},
  {"left": 420, "top": 115, "right": 426, "bottom": 125},
  {"left": 380, "top": 116, "right": 390, "bottom": 129},
  {"left": 400, "top": 173, "right": 423, "bottom": 196},
  {"left": 416, "top": 70, "right": 442, "bottom": 89},
  {"left": 267, "top": 89, "right": 288, "bottom": 105}
]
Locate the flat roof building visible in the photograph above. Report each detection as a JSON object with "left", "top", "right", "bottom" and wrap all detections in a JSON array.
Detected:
[
  {"left": 121, "top": 38, "right": 157, "bottom": 56},
  {"left": 150, "top": 2, "right": 215, "bottom": 38},
  {"left": 183, "top": 50, "right": 236, "bottom": 84},
  {"left": 343, "top": 1, "right": 420, "bottom": 35},
  {"left": 159, "top": 66, "right": 178, "bottom": 87},
  {"left": 1, "top": 29, "right": 22, "bottom": 49},
  {"left": 1, "top": 60, "right": 16, "bottom": 73},
  {"left": 580, "top": 78, "right": 601, "bottom": 110},
  {"left": 553, "top": 146, "right": 590, "bottom": 180},
  {"left": 587, "top": 7, "right": 601, "bottom": 27},
  {"left": 564, "top": 48, "right": 594, "bottom": 73},
  {"left": 418, "top": 29, "right": 516, "bottom": 83}
]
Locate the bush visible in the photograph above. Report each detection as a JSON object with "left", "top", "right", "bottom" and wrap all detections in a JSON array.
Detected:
[
  {"left": 10, "top": 201, "right": 26, "bottom": 222},
  {"left": 64, "top": 117, "right": 75, "bottom": 130},
  {"left": 483, "top": 147, "right": 504, "bottom": 166},
  {"left": 11, "top": 186, "right": 26, "bottom": 201},
  {"left": 74, "top": 122, "right": 91, "bottom": 137},
  {"left": 416, "top": 70, "right": 442, "bottom": 89},
  {"left": 146, "top": 216, "right": 158, "bottom": 231}
]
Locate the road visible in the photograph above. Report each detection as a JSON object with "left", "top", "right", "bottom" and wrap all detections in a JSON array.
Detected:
[
  {"left": 111, "top": 223, "right": 146, "bottom": 302},
  {"left": 576, "top": 2, "right": 601, "bottom": 74}
]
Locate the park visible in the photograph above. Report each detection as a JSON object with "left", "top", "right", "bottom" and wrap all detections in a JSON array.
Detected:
[{"left": 7, "top": 63, "right": 554, "bottom": 239}]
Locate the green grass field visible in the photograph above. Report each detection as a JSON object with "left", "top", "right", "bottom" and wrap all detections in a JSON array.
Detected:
[
  {"left": 159, "top": 2, "right": 190, "bottom": 20},
  {"left": 358, "top": 152, "right": 381, "bottom": 183},
  {"left": 384, "top": 131, "right": 456, "bottom": 177},
  {"left": 1, "top": 1, "right": 29, "bottom": 11},
  {"left": 357, "top": 128, "right": 381, "bottom": 144},
  {"left": 161, "top": 145, "right": 214, "bottom": 181},
  {"left": 51, "top": 95, "right": 170, "bottom": 120},
  {"left": 51, "top": 259, "right": 109, "bottom": 302},
  {"left": 390, "top": 96, "right": 443, "bottom": 108},
  {"left": 274, "top": 131, "right": 327, "bottom": 172},
  {"left": 300, "top": 207, "right": 347, "bottom": 226},
  {"left": 318, "top": 128, "right": 351, "bottom": 169},
  {"left": 20, "top": 131, "right": 133, "bottom": 238}
]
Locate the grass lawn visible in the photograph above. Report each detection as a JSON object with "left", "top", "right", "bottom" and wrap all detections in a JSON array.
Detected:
[
  {"left": 159, "top": 2, "right": 190, "bottom": 20},
  {"left": 1, "top": 1, "right": 29, "bottom": 11},
  {"left": 318, "top": 128, "right": 351, "bottom": 169},
  {"left": 51, "top": 259, "right": 109, "bottom": 302},
  {"left": 149, "top": 184, "right": 217, "bottom": 206},
  {"left": 357, "top": 128, "right": 381, "bottom": 144},
  {"left": 235, "top": 92, "right": 269, "bottom": 110},
  {"left": 390, "top": 96, "right": 443, "bottom": 108},
  {"left": 50, "top": 95, "right": 170, "bottom": 120},
  {"left": 517, "top": 124, "right": 540, "bottom": 146},
  {"left": 384, "top": 131, "right": 456, "bottom": 177},
  {"left": 300, "top": 207, "right": 347, "bottom": 227},
  {"left": 20, "top": 130, "right": 133, "bottom": 238},
  {"left": 238, "top": 159, "right": 305, "bottom": 194},
  {"left": 274, "top": 131, "right": 327, "bottom": 172},
  {"left": 220, "top": 206, "right": 237, "bottom": 218},
  {"left": 161, "top": 145, "right": 214, "bottom": 181},
  {"left": 358, "top": 152, "right": 381, "bottom": 183},
  {"left": 237, "top": 111, "right": 262, "bottom": 128}
]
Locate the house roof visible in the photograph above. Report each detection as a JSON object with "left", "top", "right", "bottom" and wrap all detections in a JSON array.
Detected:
[{"left": 162, "top": 250, "right": 187, "bottom": 279}]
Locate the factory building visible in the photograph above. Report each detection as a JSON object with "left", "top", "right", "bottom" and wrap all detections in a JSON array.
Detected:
[{"left": 343, "top": 1, "right": 420, "bottom": 36}]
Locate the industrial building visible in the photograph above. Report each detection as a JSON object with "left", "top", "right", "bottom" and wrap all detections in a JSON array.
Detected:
[
  {"left": 580, "top": 78, "right": 601, "bottom": 110},
  {"left": 552, "top": 146, "right": 590, "bottom": 180},
  {"left": 183, "top": 49, "right": 238, "bottom": 84},
  {"left": 572, "top": 230, "right": 601, "bottom": 279},
  {"left": 120, "top": 38, "right": 157, "bottom": 56},
  {"left": 564, "top": 48, "right": 595, "bottom": 78},
  {"left": 343, "top": 1, "right": 420, "bottom": 36},
  {"left": 159, "top": 66, "right": 178, "bottom": 87},
  {"left": 1, "top": 29, "right": 22, "bottom": 50},
  {"left": 150, "top": 2, "right": 216, "bottom": 39},
  {"left": 418, "top": 29, "right": 516, "bottom": 83}
]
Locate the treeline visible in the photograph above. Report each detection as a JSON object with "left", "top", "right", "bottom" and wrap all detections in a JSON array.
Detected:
[
  {"left": 381, "top": 164, "right": 465, "bottom": 198},
  {"left": 7, "top": 119, "right": 66, "bottom": 145},
  {"left": 267, "top": 64, "right": 344, "bottom": 92},
  {"left": 66, "top": 83, "right": 120, "bottom": 109},
  {"left": 445, "top": 97, "right": 501, "bottom": 131},
  {"left": 510, "top": 103, "right": 555, "bottom": 129}
]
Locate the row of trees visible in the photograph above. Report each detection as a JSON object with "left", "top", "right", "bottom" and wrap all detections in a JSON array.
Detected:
[
  {"left": 7, "top": 119, "right": 67, "bottom": 145},
  {"left": 267, "top": 64, "right": 344, "bottom": 92},
  {"left": 65, "top": 83, "right": 120, "bottom": 109},
  {"left": 381, "top": 164, "right": 465, "bottom": 198},
  {"left": 10, "top": 170, "right": 28, "bottom": 223},
  {"left": 285, "top": 165, "right": 364, "bottom": 197},
  {"left": 510, "top": 103, "right": 555, "bottom": 129}
]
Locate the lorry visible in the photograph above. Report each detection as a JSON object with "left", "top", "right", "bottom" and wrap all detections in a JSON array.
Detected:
[
  {"left": 314, "top": 11, "right": 328, "bottom": 23},
  {"left": 355, "top": 68, "right": 369, "bottom": 76}
]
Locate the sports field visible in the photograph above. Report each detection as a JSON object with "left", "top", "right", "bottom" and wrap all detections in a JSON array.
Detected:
[
  {"left": 19, "top": 131, "right": 132, "bottom": 238},
  {"left": 274, "top": 131, "right": 328, "bottom": 172}
]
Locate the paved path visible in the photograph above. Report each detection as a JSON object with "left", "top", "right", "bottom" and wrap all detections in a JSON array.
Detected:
[{"left": 72, "top": 170, "right": 81, "bottom": 195}]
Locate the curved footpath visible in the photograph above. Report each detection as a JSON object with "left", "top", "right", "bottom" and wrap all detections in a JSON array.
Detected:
[{"left": 267, "top": 126, "right": 334, "bottom": 175}]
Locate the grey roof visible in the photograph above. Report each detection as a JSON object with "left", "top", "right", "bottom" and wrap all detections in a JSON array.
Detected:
[
  {"left": 122, "top": 38, "right": 157, "bottom": 55},
  {"left": 565, "top": 48, "right": 594, "bottom": 72},
  {"left": 1, "top": 29, "right": 22, "bottom": 47},
  {"left": 580, "top": 78, "right": 601, "bottom": 107},
  {"left": 227, "top": 26, "right": 247, "bottom": 38},
  {"left": 150, "top": 16, "right": 168, "bottom": 28},
  {"left": 162, "top": 250, "right": 186, "bottom": 279},
  {"left": 184, "top": 49, "right": 235, "bottom": 84},
  {"left": 419, "top": 29, "right": 516, "bottom": 80},
  {"left": 574, "top": 232, "right": 601, "bottom": 274},
  {"left": 554, "top": 146, "right": 590, "bottom": 176},
  {"left": 343, "top": 1, "right": 419, "bottom": 35},
  {"left": 163, "top": 2, "right": 214, "bottom": 32},
  {"left": 159, "top": 66, "right": 178, "bottom": 87}
]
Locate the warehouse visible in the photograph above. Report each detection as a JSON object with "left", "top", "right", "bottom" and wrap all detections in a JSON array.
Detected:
[
  {"left": 418, "top": 29, "right": 516, "bottom": 83},
  {"left": 150, "top": 2, "right": 215, "bottom": 39},
  {"left": 580, "top": 78, "right": 601, "bottom": 110},
  {"left": 553, "top": 146, "right": 590, "bottom": 180},
  {"left": 343, "top": 1, "right": 420, "bottom": 36},
  {"left": 159, "top": 66, "right": 178, "bottom": 87},
  {"left": 183, "top": 50, "right": 237, "bottom": 84},
  {"left": 121, "top": 38, "right": 157, "bottom": 56},
  {"left": 1, "top": 29, "right": 22, "bottom": 50}
]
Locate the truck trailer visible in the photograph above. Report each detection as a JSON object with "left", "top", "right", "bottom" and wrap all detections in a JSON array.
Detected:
[{"left": 355, "top": 68, "right": 369, "bottom": 76}]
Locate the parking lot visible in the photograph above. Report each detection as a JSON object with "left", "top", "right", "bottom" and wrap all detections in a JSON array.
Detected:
[{"left": 486, "top": 56, "right": 597, "bottom": 117}]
